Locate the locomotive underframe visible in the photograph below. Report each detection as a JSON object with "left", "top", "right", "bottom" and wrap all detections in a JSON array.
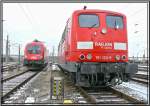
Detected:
[
  {"left": 23, "top": 59, "right": 47, "bottom": 68},
  {"left": 59, "top": 62, "right": 138, "bottom": 87}
]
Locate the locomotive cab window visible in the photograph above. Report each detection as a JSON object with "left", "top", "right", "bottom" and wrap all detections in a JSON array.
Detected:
[
  {"left": 106, "top": 16, "right": 123, "bottom": 29},
  {"left": 27, "top": 45, "right": 41, "bottom": 54},
  {"left": 79, "top": 14, "right": 99, "bottom": 28}
]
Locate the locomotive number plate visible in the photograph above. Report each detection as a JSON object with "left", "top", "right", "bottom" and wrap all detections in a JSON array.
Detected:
[{"left": 95, "top": 56, "right": 112, "bottom": 60}]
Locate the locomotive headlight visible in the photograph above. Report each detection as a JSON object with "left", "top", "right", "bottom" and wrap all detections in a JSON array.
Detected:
[
  {"left": 79, "top": 54, "right": 85, "bottom": 60},
  {"left": 101, "top": 28, "right": 107, "bottom": 34},
  {"left": 122, "top": 55, "right": 126, "bottom": 60},
  {"left": 115, "top": 55, "right": 120, "bottom": 60},
  {"left": 86, "top": 53, "right": 92, "bottom": 60},
  {"left": 93, "top": 31, "right": 97, "bottom": 36}
]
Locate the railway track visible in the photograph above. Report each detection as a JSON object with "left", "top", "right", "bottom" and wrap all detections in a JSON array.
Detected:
[
  {"left": 62, "top": 70, "right": 146, "bottom": 104},
  {"left": 138, "top": 65, "right": 149, "bottom": 71},
  {"left": 48, "top": 64, "right": 145, "bottom": 104},
  {"left": 2, "top": 70, "right": 40, "bottom": 101},
  {"left": 2, "top": 68, "right": 29, "bottom": 82},
  {"left": 2, "top": 62, "right": 18, "bottom": 72},
  {"left": 64, "top": 80, "right": 146, "bottom": 104},
  {"left": 132, "top": 72, "right": 148, "bottom": 84},
  {"left": 132, "top": 64, "right": 149, "bottom": 84},
  {"left": 76, "top": 86, "right": 145, "bottom": 104}
]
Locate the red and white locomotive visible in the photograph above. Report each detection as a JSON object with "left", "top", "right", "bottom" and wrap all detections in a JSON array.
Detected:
[
  {"left": 23, "top": 39, "right": 49, "bottom": 69},
  {"left": 58, "top": 7, "right": 138, "bottom": 87}
]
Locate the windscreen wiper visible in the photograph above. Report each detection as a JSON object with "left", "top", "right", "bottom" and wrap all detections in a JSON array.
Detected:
[
  {"left": 89, "top": 23, "right": 97, "bottom": 29},
  {"left": 114, "top": 20, "right": 119, "bottom": 29}
]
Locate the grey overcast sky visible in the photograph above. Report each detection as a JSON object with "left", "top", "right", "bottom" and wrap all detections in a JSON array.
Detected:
[{"left": 3, "top": 3, "right": 148, "bottom": 57}]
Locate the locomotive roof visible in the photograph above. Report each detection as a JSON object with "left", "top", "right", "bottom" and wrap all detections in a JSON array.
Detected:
[
  {"left": 73, "top": 9, "right": 126, "bottom": 17},
  {"left": 26, "top": 41, "right": 45, "bottom": 47}
]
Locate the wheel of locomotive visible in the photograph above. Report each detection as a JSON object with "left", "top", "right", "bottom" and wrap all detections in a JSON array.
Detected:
[
  {"left": 73, "top": 72, "right": 76, "bottom": 84},
  {"left": 69, "top": 72, "right": 76, "bottom": 84}
]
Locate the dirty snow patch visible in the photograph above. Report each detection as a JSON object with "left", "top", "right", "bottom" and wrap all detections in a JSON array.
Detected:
[{"left": 25, "top": 97, "right": 35, "bottom": 103}]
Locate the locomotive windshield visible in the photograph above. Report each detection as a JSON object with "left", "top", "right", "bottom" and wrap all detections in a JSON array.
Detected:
[
  {"left": 27, "top": 45, "right": 41, "bottom": 54},
  {"left": 106, "top": 16, "right": 123, "bottom": 29},
  {"left": 79, "top": 14, "right": 99, "bottom": 28}
]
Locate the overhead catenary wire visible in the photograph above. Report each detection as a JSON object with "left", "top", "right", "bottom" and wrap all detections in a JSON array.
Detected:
[
  {"left": 118, "top": 4, "right": 147, "bottom": 27},
  {"left": 117, "top": 3, "right": 147, "bottom": 17},
  {"left": 110, "top": 4, "right": 147, "bottom": 58},
  {"left": 17, "top": 3, "right": 37, "bottom": 35},
  {"left": 114, "top": 3, "right": 147, "bottom": 18},
  {"left": 128, "top": 6, "right": 147, "bottom": 17},
  {"left": 4, "top": 4, "right": 35, "bottom": 55},
  {"left": 126, "top": 6, "right": 147, "bottom": 30},
  {"left": 25, "top": 4, "right": 40, "bottom": 30},
  {"left": 126, "top": 6, "right": 147, "bottom": 39},
  {"left": 18, "top": 4, "right": 50, "bottom": 49}
]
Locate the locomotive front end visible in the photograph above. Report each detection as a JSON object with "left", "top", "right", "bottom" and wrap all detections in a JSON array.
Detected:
[
  {"left": 58, "top": 9, "right": 138, "bottom": 87},
  {"left": 72, "top": 10, "right": 138, "bottom": 87},
  {"left": 23, "top": 42, "right": 45, "bottom": 68}
]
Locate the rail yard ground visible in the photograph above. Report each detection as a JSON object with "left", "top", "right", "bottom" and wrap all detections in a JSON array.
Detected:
[{"left": 2, "top": 62, "right": 149, "bottom": 105}]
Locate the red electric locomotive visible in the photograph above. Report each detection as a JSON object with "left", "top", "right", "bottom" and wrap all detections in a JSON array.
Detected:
[
  {"left": 58, "top": 7, "right": 138, "bottom": 87},
  {"left": 23, "top": 39, "right": 49, "bottom": 69}
]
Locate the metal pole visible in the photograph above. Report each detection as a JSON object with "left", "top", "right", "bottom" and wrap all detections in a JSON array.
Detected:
[
  {"left": 52, "top": 46, "right": 55, "bottom": 63},
  {"left": 132, "top": 56, "right": 134, "bottom": 63},
  {"left": 0, "top": 3, "right": 3, "bottom": 104},
  {"left": 143, "top": 50, "right": 145, "bottom": 64},
  {"left": 8, "top": 43, "right": 10, "bottom": 60},
  {"left": 17, "top": 44, "right": 21, "bottom": 71},
  {"left": 18, "top": 44, "right": 21, "bottom": 65},
  {"left": 6, "top": 35, "right": 9, "bottom": 63},
  {"left": 49, "top": 52, "right": 52, "bottom": 65}
]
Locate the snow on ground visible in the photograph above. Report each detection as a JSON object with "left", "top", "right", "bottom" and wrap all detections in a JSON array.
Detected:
[
  {"left": 138, "top": 65, "right": 149, "bottom": 68},
  {"left": 52, "top": 64, "right": 60, "bottom": 71},
  {"left": 113, "top": 81, "right": 149, "bottom": 103},
  {"left": 136, "top": 71, "right": 148, "bottom": 75},
  {"left": 122, "top": 81, "right": 148, "bottom": 98},
  {"left": 25, "top": 96, "right": 35, "bottom": 103}
]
